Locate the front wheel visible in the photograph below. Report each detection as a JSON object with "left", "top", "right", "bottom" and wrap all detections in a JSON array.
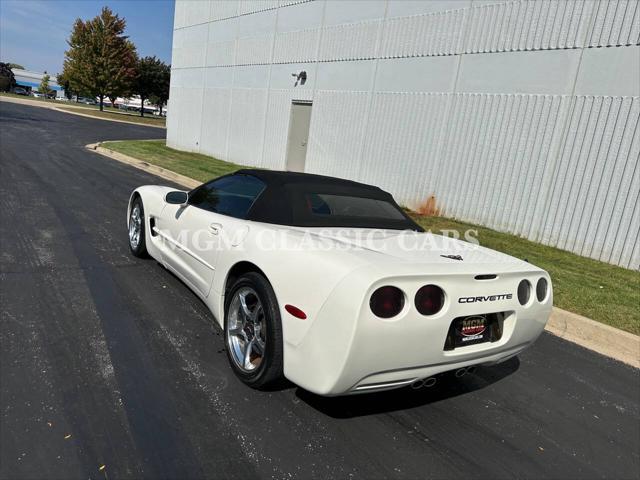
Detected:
[
  {"left": 128, "top": 197, "right": 148, "bottom": 258},
  {"left": 224, "top": 272, "right": 284, "bottom": 389}
]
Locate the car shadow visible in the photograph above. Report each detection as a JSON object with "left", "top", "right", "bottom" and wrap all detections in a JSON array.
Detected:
[{"left": 295, "top": 357, "right": 520, "bottom": 418}]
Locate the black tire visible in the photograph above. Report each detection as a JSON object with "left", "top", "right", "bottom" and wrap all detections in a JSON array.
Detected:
[
  {"left": 224, "top": 272, "right": 284, "bottom": 389},
  {"left": 128, "top": 196, "right": 149, "bottom": 258}
]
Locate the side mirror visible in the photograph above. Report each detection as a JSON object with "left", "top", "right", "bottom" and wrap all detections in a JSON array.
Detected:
[{"left": 165, "top": 191, "right": 188, "bottom": 206}]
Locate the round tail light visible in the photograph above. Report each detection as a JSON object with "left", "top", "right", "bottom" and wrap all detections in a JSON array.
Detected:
[
  {"left": 517, "top": 280, "right": 531, "bottom": 305},
  {"left": 536, "top": 278, "right": 548, "bottom": 302},
  {"left": 415, "top": 285, "right": 445, "bottom": 316},
  {"left": 370, "top": 286, "right": 404, "bottom": 318}
]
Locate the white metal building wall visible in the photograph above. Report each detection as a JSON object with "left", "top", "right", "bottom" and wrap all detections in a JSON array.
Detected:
[{"left": 168, "top": 0, "right": 640, "bottom": 269}]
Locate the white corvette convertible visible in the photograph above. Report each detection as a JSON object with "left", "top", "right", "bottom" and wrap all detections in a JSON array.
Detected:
[{"left": 127, "top": 170, "right": 552, "bottom": 396}]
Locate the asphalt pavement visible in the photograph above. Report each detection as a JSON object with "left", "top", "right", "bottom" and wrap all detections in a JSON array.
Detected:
[{"left": 1, "top": 102, "right": 638, "bottom": 480}]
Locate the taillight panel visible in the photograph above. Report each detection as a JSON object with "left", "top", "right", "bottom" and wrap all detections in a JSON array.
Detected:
[
  {"left": 415, "top": 284, "right": 445, "bottom": 316},
  {"left": 370, "top": 286, "right": 405, "bottom": 318},
  {"left": 517, "top": 279, "right": 532, "bottom": 306},
  {"left": 536, "top": 278, "right": 548, "bottom": 302}
]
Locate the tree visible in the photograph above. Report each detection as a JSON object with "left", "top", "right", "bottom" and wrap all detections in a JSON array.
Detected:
[
  {"left": 0, "top": 63, "right": 16, "bottom": 92},
  {"left": 105, "top": 38, "right": 136, "bottom": 106},
  {"left": 39, "top": 73, "right": 50, "bottom": 96},
  {"left": 57, "top": 69, "right": 90, "bottom": 101},
  {"left": 148, "top": 63, "right": 170, "bottom": 116},
  {"left": 132, "top": 56, "right": 168, "bottom": 117},
  {"left": 62, "top": 7, "right": 137, "bottom": 111},
  {"left": 8, "top": 63, "right": 25, "bottom": 70}
]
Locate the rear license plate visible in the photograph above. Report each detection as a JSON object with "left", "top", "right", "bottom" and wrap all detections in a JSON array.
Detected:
[
  {"left": 444, "top": 312, "right": 505, "bottom": 350},
  {"left": 455, "top": 315, "right": 489, "bottom": 346}
]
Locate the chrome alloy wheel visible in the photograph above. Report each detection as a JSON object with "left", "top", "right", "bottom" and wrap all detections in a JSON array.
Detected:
[
  {"left": 227, "top": 287, "right": 266, "bottom": 372},
  {"left": 129, "top": 204, "right": 142, "bottom": 249}
]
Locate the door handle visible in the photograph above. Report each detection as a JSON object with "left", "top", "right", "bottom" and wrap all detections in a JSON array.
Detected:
[{"left": 208, "top": 223, "right": 221, "bottom": 235}]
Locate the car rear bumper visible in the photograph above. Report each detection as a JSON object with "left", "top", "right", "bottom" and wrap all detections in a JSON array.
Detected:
[
  {"left": 349, "top": 340, "right": 530, "bottom": 394},
  {"left": 283, "top": 264, "right": 552, "bottom": 396}
]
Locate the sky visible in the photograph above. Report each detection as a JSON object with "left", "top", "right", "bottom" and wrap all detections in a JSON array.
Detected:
[{"left": 0, "top": 0, "right": 175, "bottom": 74}]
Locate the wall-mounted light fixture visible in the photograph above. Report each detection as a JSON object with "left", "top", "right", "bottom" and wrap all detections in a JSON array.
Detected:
[{"left": 291, "top": 71, "right": 307, "bottom": 87}]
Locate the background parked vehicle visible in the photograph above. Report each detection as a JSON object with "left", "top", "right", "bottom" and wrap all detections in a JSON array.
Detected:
[
  {"left": 11, "top": 87, "right": 28, "bottom": 96},
  {"left": 30, "top": 91, "right": 45, "bottom": 98},
  {"left": 74, "top": 96, "right": 97, "bottom": 105}
]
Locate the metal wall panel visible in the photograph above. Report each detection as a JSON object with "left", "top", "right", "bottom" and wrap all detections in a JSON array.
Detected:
[
  {"left": 434, "top": 93, "right": 569, "bottom": 242},
  {"left": 300, "top": 89, "right": 639, "bottom": 269},
  {"left": 463, "top": 0, "right": 592, "bottom": 52},
  {"left": 199, "top": 88, "right": 232, "bottom": 160},
  {"left": 236, "top": 35, "right": 274, "bottom": 65},
  {"left": 260, "top": 90, "right": 292, "bottom": 169},
  {"left": 279, "top": 0, "right": 311, "bottom": 6},
  {"left": 227, "top": 88, "right": 269, "bottom": 165},
  {"left": 587, "top": 0, "right": 640, "bottom": 46},
  {"left": 205, "top": 40, "right": 236, "bottom": 67},
  {"left": 318, "top": 20, "right": 381, "bottom": 61},
  {"left": 172, "top": 86, "right": 204, "bottom": 153},
  {"left": 380, "top": 7, "right": 467, "bottom": 57},
  {"left": 166, "top": 86, "right": 181, "bottom": 147},
  {"left": 172, "top": 24, "right": 208, "bottom": 69},
  {"left": 273, "top": 28, "right": 319, "bottom": 63},
  {"left": 305, "top": 91, "right": 370, "bottom": 181},
  {"left": 183, "top": 0, "right": 211, "bottom": 29},
  {"left": 359, "top": 92, "right": 451, "bottom": 202},
  {"left": 169, "top": 0, "right": 640, "bottom": 268},
  {"left": 238, "top": 0, "right": 279, "bottom": 16},
  {"left": 209, "top": 1, "right": 239, "bottom": 22},
  {"left": 540, "top": 95, "right": 640, "bottom": 267}
]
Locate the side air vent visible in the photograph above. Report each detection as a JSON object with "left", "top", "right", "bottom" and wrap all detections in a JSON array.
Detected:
[
  {"left": 475, "top": 274, "right": 497, "bottom": 280},
  {"left": 149, "top": 217, "right": 158, "bottom": 237}
]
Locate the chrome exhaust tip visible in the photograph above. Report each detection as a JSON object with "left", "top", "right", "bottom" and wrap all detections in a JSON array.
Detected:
[
  {"left": 454, "top": 367, "right": 468, "bottom": 378},
  {"left": 424, "top": 377, "right": 437, "bottom": 388},
  {"left": 410, "top": 377, "right": 437, "bottom": 389}
]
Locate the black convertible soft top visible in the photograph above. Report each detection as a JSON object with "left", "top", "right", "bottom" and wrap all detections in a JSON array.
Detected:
[{"left": 235, "top": 169, "right": 423, "bottom": 231}]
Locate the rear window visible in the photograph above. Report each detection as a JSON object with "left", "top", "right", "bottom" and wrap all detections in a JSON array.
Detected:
[
  {"left": 282, "top": 186, "right": 419, "bottom": 230},
  {"left": 240, "top": 175, "right": 423, "bottom": 231},
  {"left": 306, "top": 193, "right": 406, "bottom": 220}
]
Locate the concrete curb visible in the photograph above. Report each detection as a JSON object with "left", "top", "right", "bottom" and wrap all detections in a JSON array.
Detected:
[
  {"left": 88, "top": 141, "right": 639, "bottom": 370},
  {"left": 0, "top": 96, "right": 166, "bottom": 129},
  {"left": 546, "top": 308, "right": 639, "bottom": 369}
]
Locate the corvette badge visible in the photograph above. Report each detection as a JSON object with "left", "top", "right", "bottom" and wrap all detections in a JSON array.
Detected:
[{"left": 441, "top": 254, "right": 463, "bottom": 261}]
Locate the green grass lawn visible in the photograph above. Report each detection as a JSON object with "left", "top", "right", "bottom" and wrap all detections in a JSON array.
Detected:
[
  {"left": 1, "top": 92, "right": 166, "bottom": 127},
  {"left": 56, "top": 105, "right": 166, "bottom": 127},
  {"left": 101, "top": 139, "right": 640, "bottom": 335},
  {"left": 101, "top": 140, "right": 240, "bottom": 181}
]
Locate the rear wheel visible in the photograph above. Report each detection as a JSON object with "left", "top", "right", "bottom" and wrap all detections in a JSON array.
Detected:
[
  {"left": 128, "top": 197, "right": 148, "bottom": 258},
  {"left": 224, "top": 272, "right": 284, "bottom": 389}
]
